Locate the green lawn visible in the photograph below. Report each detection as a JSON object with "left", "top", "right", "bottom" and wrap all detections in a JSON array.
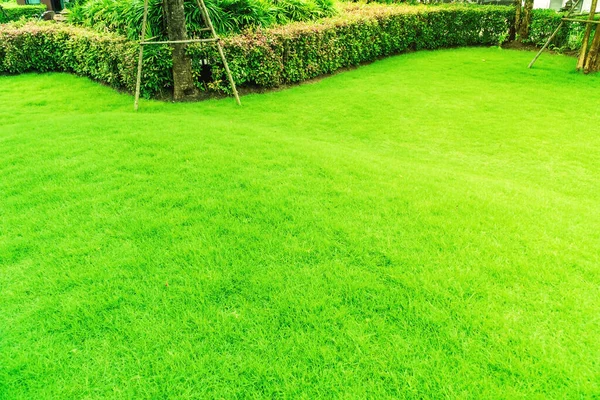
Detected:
[{"left": 1, "top": 47, "right": 599, "bottom": 399}]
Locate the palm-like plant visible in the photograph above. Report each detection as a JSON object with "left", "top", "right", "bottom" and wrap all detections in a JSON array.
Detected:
[{"left": 68, "top": 0, "right": 336, "bottom": 38}]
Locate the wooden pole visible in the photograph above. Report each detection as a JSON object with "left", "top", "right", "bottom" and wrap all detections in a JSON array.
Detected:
[
  {"left": 215, "top": 41, "right": 241, "bottom": 106},
  {"left": 195, "top": 0, "right": 241, "bottom": 105},
  {"left": 141, "top": 38, "right": 218, "bottom": 45},
  {"left": 529, "top": 21, "right": 565, "bottom": 68},
  {"left": 134, "top": 0, "right": 240, "bottom": 109},
  {"left": 134, "top": 0, "right": 149, "bottom": 111},
  {"left": 584, "top": 21, "right": 600, "bottom": 72},
  {"left": 528, "top": 0, "right": 582, "bottom": 68},
  {"left": 562, "top": 17, "right": 600, "bottom": 23},
  {"left": 576, "top": 0, "right": 599, "bottom": 70}
]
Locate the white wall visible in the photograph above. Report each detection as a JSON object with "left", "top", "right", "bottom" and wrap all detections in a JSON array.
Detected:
[
  {"left": 534, "top": 0, "right": 600, "bottom": 11},
  {"left": 533, "top": 0, "right": 551, "bottom": 8},
  {"left": 581, "top": 0, "right": 600, "bottom": 12}
]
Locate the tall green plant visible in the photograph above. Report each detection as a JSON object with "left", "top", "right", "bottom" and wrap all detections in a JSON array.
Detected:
[{"left": 68, "top": 0, "right": 336, "bottom": 38}]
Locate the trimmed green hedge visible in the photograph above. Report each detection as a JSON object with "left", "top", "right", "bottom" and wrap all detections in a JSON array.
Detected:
[
  {"left": 0, "top": 23, "right": 171, "bottom": 97},
  {"left": 0, "top": 3, "right": 46, "bottom": 23},
  {"left": 0, "top": 4, "right": 514, "bottom": 97},
  {"left": 195, "top": 4, "right": 514, "bottom": 93}
]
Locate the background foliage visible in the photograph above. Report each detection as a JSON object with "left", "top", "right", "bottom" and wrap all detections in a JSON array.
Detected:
[
  {"left": 524, "top": 9, "right": 598, "bottom": 51},
  {"left": 0, "top": 3, "right": 45, "bottom": 23},
  {"left": 1, "top": 4, "right": 514, "bottom": 97},
  {"left": 67, "top": 0, "right": 336, "bottom": 37}
]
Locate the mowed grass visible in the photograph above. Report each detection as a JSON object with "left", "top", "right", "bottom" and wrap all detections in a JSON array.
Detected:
[{"left": 1, "top": 47, "right": 600, "bottom": 399}]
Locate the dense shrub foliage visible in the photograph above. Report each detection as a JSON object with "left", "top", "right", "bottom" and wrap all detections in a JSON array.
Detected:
[
  {"left": 525, "top": 9, "right": 596, "bottom": 51},
  {"left": 0, "top": 3, "right": 46, "bottom": 23},
  {"left": 67, "top": 0, "right": 336, "bottom": 37},
  {"left": 1, "top": 5, "right": 513, "bottom": 97},
  {"left": 202, "top": 4, "right": 514, "bottom": 90},
  {"left": 0, "top": 22, "right": 172, "bottom": 97}
]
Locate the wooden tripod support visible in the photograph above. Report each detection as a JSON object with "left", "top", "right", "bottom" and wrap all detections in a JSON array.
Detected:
[
  {"left": 528, "top": 0, "right": 583, "bottom": 68},
  {"left": 528, "top": 0, "right": 600, "bottom": 71},
  {"left": 133, "top": 0, "right": 241, "bottom": 111}
]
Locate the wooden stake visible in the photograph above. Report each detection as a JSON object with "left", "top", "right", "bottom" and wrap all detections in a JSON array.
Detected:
[
  {"left": 133, "top": 0, "right": 240, "bottom": 109},
  {"left": 576, "top": 0, "right": 599, "bottom": 70},
  {"left": 134, "top": 0, "right": 149, "bottom": 111},
  {"left": 528, "top": 0, "right": 582, "bottom": 68},
  {"left": 195, "top": 0, "right": 241, "bottom": 105},
  {"left": 529, "top": 21, "right": 565, "bottom": 68},
  {"left": 562, "top": 17, "right": 600, "bottom": 23},
  {"left": 141, "top": 38, "right": 218, "bottom": 45},
  {"left": 584, "top": 22, "right": 600, "bottom": 72}
]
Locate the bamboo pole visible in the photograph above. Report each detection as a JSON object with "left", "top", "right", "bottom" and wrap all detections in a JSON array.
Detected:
[
  {"left": 134, "top": 0, "right": 149, "bottom": 111},
  {"left": 562, "top": 17, "right": 600, "bottom": 23},
  {"left": 569, "top": 12, "right": 595, "bottom": 17},
  {"left": 528, "top": 21, "right": 565, "bottom": 68},
  {"left": 576, "top": 0, "right": 599, "bottom": 70},
  {"left": 584, "top": 19, "right": 600, "bottom": 72},
  {"left": 141, "top": 38, "right": 218, "bottom": 45},
  {"left": 529, "top": 0, "right": 582, "bottom": 68},
  {"left": 133, "top": 0, "right": 240, "bottom": 109},
  {"left": 195, "top": 0, "right": 241, "bottom": 105},
  {"left": 214, "top": 42, "right": 241, "bottom": 106}
]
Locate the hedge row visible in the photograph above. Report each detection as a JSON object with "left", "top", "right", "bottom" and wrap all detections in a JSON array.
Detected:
[
  {"left": 0, "top": 23, "right": 173, "bottom": 97},
  {"left": 197, "top": 4, "right": 514, "bottom": 92},
  {"left": 1, "top": 4, "right": 514, "bottom": 97},
  {"left": 0, "top": 3, "right": 46, "bottom": 24}
]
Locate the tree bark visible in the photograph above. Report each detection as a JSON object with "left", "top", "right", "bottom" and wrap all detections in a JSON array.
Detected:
[
  {"left": 584, "top": 27, "right": 600, "bottom": 73},
  {"left": 512, "top": 0, "right": 522, "bottom": 41},
  {"left": 163, "top": 0, "right": 198, "bottom": 100},
  {"left": 518, "top": 0, "right": 534, "bottom": 41},
  {"left": 577, "top": 0, "right": 599, "bottom": 69}
]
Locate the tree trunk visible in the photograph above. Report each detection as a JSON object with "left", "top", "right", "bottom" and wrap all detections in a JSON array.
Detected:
[
  {"left": 518, "top": 0, "right": 534, "bottom": 41},
  {"left": 584, "top": 27, "right": 600, "bottom": 73},
  {"left": 577, "top": 0, "right": 599, "bottom": 69},
  {"left": 512, "top": 0, "right": 522, "bottom": 41},
  {"left": 163, "top": 0, "right": 197, "bottom": 100}
]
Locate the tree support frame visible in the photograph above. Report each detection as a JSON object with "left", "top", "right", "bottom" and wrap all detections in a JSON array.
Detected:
[{"left": 133, "top": 0, "right": 241, "bottom": 111}]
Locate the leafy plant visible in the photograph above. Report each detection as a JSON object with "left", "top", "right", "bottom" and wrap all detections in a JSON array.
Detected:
[
  {"left": 68, "top": 0, "right": 335, "bottom": 38},
  {"left": 523, "top": 9, "right": 600, "bottom": 52},
  {"left": 2, "top": 5, "right": 514, "bottom": 98}
]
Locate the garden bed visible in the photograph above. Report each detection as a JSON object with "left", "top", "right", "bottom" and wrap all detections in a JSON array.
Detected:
[
  {"left": 0, "top": 4, "right": 586, "bottom": 98},
  {"left": 0, "top": 4, "right": 515, "bottom": 98}
]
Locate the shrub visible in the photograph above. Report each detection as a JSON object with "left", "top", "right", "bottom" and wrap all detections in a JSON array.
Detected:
[
  {"left": 525, "top": 9, "right": 598, "bottom": 51},
  {"left": 67, "top": 0, "right": 336, "bottom": 38},
  {"left": 1, "top": 4, "right": 513, "bottom": 98},
  {"left": 0, "top": 22, "right": 156, "bottom": 94},
  {"left": 0, "top": 3, "right": 46, "bottom": 23},
  {"left": 193, "top": 4, "right": 514, "bottom": 92}
]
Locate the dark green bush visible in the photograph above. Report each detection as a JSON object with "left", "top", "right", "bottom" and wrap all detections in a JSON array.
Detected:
[
  {"left": 67, "top": 0, "right": 336, "bottom": 38},
  {"left": 0, "top": 3, "right": 46, "bottom": 23},
  {"left": 196, "top": 4, "right": 513, "bottom": 91},
  {"left": 525, "top": 9, "right": 597, "bottom": 51},
  {"left": 0, "top": 23, "right": 164, "bottom": 96},
  {"left": 1, "top": 4, "right": 513, "bottom": 98}
]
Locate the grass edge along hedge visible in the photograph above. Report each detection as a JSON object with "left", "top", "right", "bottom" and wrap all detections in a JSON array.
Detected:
[
  {"left": 0, "top": 3, "right": 46, "bottom": 24},
  {"left": 2, "top": 4, "right": 516, "bottom": 97}
]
